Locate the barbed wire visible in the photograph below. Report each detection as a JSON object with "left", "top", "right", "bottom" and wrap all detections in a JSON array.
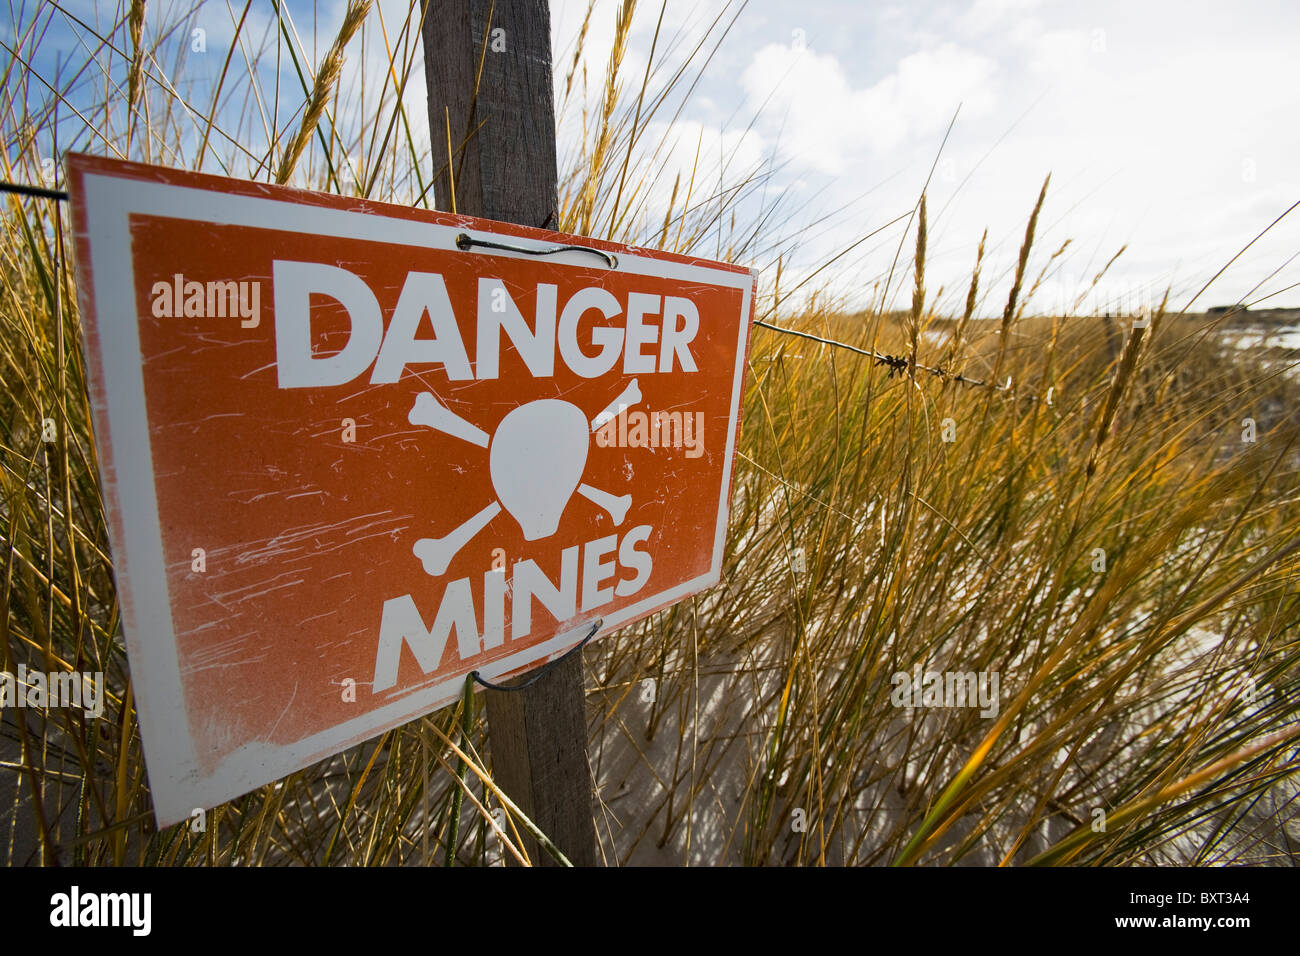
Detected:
[
  {"left": 752, "top": 318, "right": 1038, "bottom": 400},
  {"left": 0, "top": 175, "right": 1078, "bottom": 407}
]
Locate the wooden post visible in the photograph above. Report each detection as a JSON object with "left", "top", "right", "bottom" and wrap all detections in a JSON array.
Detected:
[
  {"left": 419, "top": 0, "right": 597, "bottom": 867},
  {"left": 421, "top": 0, "right": 557, "bottom": 228}
]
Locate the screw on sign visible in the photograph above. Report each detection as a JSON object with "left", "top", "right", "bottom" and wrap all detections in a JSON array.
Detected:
[{"left": 65, "top": 153, "right": 755, "bottom": 824}]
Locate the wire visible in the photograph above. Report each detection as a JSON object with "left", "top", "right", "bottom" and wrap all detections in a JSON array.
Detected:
[
  {"left": 752, "top": 318, "right": 1037, "bottom": 399},
  {"left": 470, "top": 619, "right": 602, "bottom": 692},
  {"left": 0, "top": 179, "right": 68, "bottom": 201},
  {"left": 3, "top": 173, "right": 1032, "bottom": 401},
  {"left": 456, "top": 232, "right": 617, "bottom": 269}
]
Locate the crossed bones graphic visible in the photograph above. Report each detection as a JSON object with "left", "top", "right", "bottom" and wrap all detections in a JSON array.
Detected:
[{"left": 406, "top": 378, "right": 643, "bottom": 576}]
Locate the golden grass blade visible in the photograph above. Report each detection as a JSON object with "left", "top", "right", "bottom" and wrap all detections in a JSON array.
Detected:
[{"left": 274, "top": 0, "right": 372, "bottom": 185}]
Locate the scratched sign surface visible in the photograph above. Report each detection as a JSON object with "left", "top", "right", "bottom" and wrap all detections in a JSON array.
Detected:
[{"left": 67, "top": 154, "right": 755, "bottom": 824}]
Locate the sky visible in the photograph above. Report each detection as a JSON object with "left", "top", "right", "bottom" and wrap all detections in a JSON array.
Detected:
[
  {"left": 546, "top": 0, "right": 1300, "bottom": 317},
  {"left": 16, "top": 0, "right": 1300, "bottom": 317}
]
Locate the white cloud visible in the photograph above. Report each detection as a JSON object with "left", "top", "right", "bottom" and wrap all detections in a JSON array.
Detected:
[
  {"left": 741, "top": 41, "right": 997, "bottom": 175},
  {"left": 721, "top": 0, "right": 1300, "bottom": 312},
  {"left": 961, "top": 0, "right": 1044, "bottom": 34},
  {"left": 180, "top": 0, "right": 1300, "bottom": 313},
  {"left": 639, "top": 118, "right": 767, "bottom": 208}
]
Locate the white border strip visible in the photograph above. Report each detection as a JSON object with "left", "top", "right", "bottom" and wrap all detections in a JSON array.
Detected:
[{"left": 79, "top": 171, "right": 753, "bottom": 824}]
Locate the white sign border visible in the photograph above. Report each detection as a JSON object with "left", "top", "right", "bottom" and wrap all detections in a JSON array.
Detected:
[{"left": 74, "top": 168, "right": 754, "bottom": 825}]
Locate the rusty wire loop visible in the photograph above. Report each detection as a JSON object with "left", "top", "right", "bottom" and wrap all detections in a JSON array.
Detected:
[
  {"left": 456, "top": 232, "right": 618, "bottom": 269},
  {"left": 470, "top": 619, "right": 602, "bottom": 693}
]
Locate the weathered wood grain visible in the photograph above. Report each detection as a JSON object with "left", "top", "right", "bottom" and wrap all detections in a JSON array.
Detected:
[
  {"left": 421, "top": 0, "right": 596, "bottom": 867},
  {"left": 421, "top": 0, "right": 558, "bottom": 227}
]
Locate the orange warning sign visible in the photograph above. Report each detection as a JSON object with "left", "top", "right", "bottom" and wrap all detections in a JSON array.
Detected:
[{"left": 66, "top": 154, "right": 755, "bottom": 824}]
